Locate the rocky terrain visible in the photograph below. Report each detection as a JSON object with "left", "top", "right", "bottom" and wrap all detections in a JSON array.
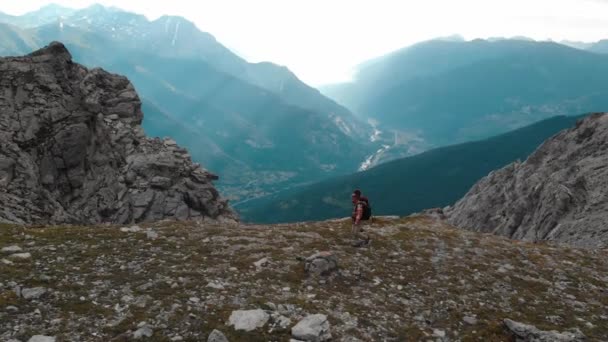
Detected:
[
  {"left": 445, "top": 113, "right": 608, "bottom": 248},
  {"left": 1, "top": 216, "right": 606, "bottom": 341},
  {"left": 0, "top": 42, "right": 235, "bottom": 225}
]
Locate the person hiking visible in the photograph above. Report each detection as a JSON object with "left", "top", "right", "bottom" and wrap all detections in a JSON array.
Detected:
[{"left": 351, "top": 189, "right": 372, "bottom": 247}]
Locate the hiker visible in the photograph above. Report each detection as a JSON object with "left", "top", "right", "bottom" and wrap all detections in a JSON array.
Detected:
[{"left": 351, "top": 189, "right": 372, "bottom": 247}]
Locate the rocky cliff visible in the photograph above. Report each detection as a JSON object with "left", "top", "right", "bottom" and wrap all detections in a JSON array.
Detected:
[
  {"left": 0, "top": 42, "right": 236, "bottom": 224},
  {"left": 445, "top": 113, "right": 608, "bottom": 248}
]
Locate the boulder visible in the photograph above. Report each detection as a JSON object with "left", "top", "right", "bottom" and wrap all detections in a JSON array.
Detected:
[
  {"left": 304, "top": 252, "right": 338, "bottom": 276},
  {"left": 291, "top": 314, "right": 331, "bottom": 342},
  {"left": 228, "top": 309, "right": 269, "bottom": 332}
]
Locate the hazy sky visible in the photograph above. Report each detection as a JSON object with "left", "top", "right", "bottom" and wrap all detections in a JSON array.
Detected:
[{"left": 3, "top": 0, "right": 608, "bottom": 85}]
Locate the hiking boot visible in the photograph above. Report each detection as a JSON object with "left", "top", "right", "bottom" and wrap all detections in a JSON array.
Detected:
[{"left": 351, "top": 240, "right": 365, "bottom": 247}]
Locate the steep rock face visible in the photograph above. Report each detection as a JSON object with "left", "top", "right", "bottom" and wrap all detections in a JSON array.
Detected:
[
  {"left": 446, "top": 113, "right": 608, "bottom": 248},
  {"left": 0, "top": 42, "right": 236, "bottom": 224}
]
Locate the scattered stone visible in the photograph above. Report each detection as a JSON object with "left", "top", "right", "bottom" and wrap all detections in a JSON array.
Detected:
[
  {"left": 8, "top": 252, "right": 32, "bottom": 260},
  {"left": 1, "top": 245, "right": 23, "bottom": 254},
  {"left": 146, "top": 230, "right": 159, "bottom": 240},
  {"left": 2, "top": 258, "right": 13, "bottom": 265},
  {"left": 228, "top": 309, "right": 270, "bottom": 332},
  {"left": 28, "top": 336, "right": 56, "bottom": 342},
  {"left": 254, "top": 257, "right": 269, "bottom": 268},
  {"left": 291, "top": 314, "right": 331, "bottom": 342},
  {"left": 304, "top": 252, "right": 338, "bottom": 276},
  {"left": 6, "top": 305, "right": 19, "bottom": 312},
  {"left": 121, "top": 226, "right": 142, "bottom": 233},
  {"left": 271, "top": 313, "right": 292, "bottom": 330},
  {"left": 433, "top": 329, "right": 446, "bottom": 338},
  {"left": 463, "top": 316, "right": 478, "bottom": 325},
  {"left": 21, "top": 287, "right": 47, "bottom": 300},
  {"left": 133, "top": 324, "right": 154, "bottom": 339},
  {"left": 207, "top": 281, "right": 225, "bottom": 290},
  {"left": 503, "top": 319, "right": 586, "bottom": 341},
  {"left": 207, "top": 329, "right": 229, "bottom": 342}
]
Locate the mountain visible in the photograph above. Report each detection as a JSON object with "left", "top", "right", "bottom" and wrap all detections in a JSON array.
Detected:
[
  {"left": 0, "top": 23, "right": 37, "bottom": 56},
  {"left": 588, "top": 39, "right": 608, "bottom": 54},
  {"left": 0, "top": 42, "right": 236, "bottom": 224},
  {"left": 0, "top": 4, "right": 375, "bottom": 201},
  {"left": 0, "top": 4, "right": 75, "bottom": 28},
  {"left": 560, "top": 39, "right": 594, "bottom": 50},
  {"left": 445, "top": 113, "right": 608, "bottom": 248},
  {"left": 321, "top": 39, "right": 608, "bottom": 146},
  {"left": 237, "top": 115, "right": 584, "bottom": 223},
  {"left": 2, "top": 216, "right": 607, "bottom": 340}
]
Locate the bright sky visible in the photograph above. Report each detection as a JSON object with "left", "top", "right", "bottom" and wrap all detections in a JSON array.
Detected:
[{"left": 3, "top": 0, "right": 608, "bottom": 85}]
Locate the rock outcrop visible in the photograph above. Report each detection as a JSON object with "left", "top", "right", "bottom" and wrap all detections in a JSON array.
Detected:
[
  {"left": 0, "top": 42, "right": 236, "bottom": 224},
  {"left": 503, "top": 319, "right": 586, "bottom": 342},
  {"left": 445, "top": 113, "right": 608, "bottom": 248}
]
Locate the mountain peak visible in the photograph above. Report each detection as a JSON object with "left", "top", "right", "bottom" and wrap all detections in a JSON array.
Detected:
[{"left": 27, "top": 41, "right": 72, "bottom": 61}]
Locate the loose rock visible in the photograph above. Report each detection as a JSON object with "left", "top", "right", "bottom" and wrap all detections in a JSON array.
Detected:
[
  {"left": 228, "top": 309, "right": 270, "bottom": 332},
  {"left": 291, "top": 314, "right": 331, "bottom": 342}
]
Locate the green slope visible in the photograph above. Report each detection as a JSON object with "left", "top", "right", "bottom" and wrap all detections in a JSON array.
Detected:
[{"left": 238, "top": 114, "right": 586, "bottom": 223}]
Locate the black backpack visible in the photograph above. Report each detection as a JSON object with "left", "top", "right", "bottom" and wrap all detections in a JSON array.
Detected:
[{"left": 359, "top": 197, "right": 372, "bottom": 220}]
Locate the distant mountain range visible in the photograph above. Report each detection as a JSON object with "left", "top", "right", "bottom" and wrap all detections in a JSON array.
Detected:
[
  {"left": 238, "top": 115, "right": 585, "bottom": 223},
  {"left": 0, "top": 4, "right": 379, "bottom": 201},
  {"left": 321, "top": 39, "right": 608, "bottom": 147}
]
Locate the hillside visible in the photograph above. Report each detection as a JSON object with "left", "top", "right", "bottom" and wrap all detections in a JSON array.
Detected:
[
  {"left": 446, "top": 113, "right": 608, "bottom": 248},
  {"left": 0, "top": 5, "right": 375, "bottom": 202},
  {"left": 238, "top": 115, "right": 584, "bottom": 224},
  {"left": 322, "top": 39, "right": 608, "bottom": 146},
  {"left": 1, "top": 216, "right": 606, "bottom": 341}
]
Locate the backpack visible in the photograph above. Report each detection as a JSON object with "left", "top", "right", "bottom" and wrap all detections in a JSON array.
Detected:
[{"left": 359, "top": 196, "right": 372, "bottom": 220}]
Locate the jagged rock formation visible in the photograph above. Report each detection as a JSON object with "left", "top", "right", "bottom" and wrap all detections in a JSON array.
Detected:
[
  {"left": 445, "top": 113, "right": 608, "bottom": 248},
  {"left": 0, "top": 42, "right": 236, "bottom": 224}
]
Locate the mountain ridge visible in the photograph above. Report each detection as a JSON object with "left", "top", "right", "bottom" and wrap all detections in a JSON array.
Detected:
[{"left": 445, "top": 112, "right": 608, "bottom": 248}]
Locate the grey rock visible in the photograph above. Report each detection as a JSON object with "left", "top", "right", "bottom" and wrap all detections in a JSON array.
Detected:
[
  {"left": 8, "top": 253, "right": 31, "bottom": 260},
  {"left": 27, "top": 336, "right": 56, "bottom": 342},
  {"left": 0, "top": 42, "right": 237, "bottom": 225},
  {"left": 254, "top": 257, "right": 269, "bottom": 268},
  {"left": 120, "top": 226, "right": 142, "bottom": 233},
  {"left": 271, "top": 313, "right": 292, "bottom": 330},
  {"left": 133, "top": 325, "right": 154, "bottom": 339},
  {"left": 146, "top": 230, "right": 159, "bottom": 240},
  {"left": 1, "top": 245, "right": 23, "bottom": 254},
  {"left": 227, "top": 309, "right": 269, "bottom": 331},
  {"left": 291, "top": 314, "right": 331, "bottom": 342},
  {"left": 446, "top": 113, "right": 608, "bottom": 248},
  {"left": 207, "top": 329, "right": 229, "bottom": 342},
  {"left": 503, "top": 319, "right": 586, "bottom": 341},
  {"left": 463, "top": 316, "right": 478, "bottom": 325},
  {"left": 21, "top": 287, "right": 47, "bottom": 300},
  {"left": 304, "top": 252, "right": 338, "bottom": 276}
]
